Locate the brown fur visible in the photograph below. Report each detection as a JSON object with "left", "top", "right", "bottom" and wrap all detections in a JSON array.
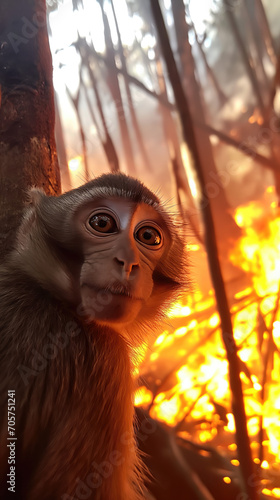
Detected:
[{"left": 0, "top": 173, "right": 187, "bottom": 500}]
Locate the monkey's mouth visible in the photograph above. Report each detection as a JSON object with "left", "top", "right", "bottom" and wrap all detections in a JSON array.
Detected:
[
  {"left": 82, "top": 282, "right": 143, "bottom": 301},
  {"left": 105, "top": 282, "right": 134, "bottom": 298},
  {"left": 80, "top": 282, "right": 144, "bottom": 323}
]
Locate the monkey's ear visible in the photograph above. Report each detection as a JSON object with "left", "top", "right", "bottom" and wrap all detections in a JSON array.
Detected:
[
  {"left": 27, "top": 187, "right": 47, "bottom": 207},
  {"left": 15, "top": 189, "right": 47, "bottom": 251}
]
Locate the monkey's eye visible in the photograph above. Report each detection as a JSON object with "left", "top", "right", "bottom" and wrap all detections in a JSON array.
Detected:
[
  {"left": 88, "top": 213, "right": 117, "bottom": 234},
  {"left": 136, "top": 226, "right": 162, "bottom": 247}
]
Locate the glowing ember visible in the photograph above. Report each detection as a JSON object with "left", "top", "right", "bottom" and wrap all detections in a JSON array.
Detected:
[
  {"left": 134, "top": 386, "right": 153, "bottom": 408},
  {"left": 223, "top": 476, "right": 231, "bottom": 484}
]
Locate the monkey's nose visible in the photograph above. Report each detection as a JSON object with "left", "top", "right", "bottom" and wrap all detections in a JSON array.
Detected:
[{"left": 115, "top": 257, "right": 139, "bottom": 279}]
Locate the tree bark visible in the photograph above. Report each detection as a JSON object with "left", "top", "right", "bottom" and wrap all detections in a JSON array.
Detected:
[{"left": 0, "top": 0, "right": 60, "bottom": 261}]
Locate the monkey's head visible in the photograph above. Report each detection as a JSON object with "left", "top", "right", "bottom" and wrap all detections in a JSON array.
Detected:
[{"left": 14, "top": 174, "right": 187, "bottom": 345}]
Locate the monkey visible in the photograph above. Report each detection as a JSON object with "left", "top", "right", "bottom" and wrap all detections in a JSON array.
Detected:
[{"left": 0, "top": 173, "right": 187, "bottom": 500}]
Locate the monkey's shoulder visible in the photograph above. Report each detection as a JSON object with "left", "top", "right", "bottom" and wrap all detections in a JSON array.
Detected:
[
  {"left": 0, "top": 263, "right": 122, "bottom": 407},
  {"left": 0, "top": 262, "right": 131, "bottom": 369}
]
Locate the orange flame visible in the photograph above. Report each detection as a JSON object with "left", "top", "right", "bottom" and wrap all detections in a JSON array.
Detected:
[{"left": 135, "top": 186, "right": 280, "bottom": 496}]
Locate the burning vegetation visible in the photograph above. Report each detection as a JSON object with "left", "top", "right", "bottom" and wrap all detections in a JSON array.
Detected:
[
  {"left": 135, "top": 185, "right": 280, "bottom": 499},
  {"left": 1, "top": 0, "right": 279, "bottom": 498}
]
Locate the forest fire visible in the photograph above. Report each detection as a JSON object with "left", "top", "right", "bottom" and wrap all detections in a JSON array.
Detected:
[
  {"left": 135, "top": 185, "right": 280, "bottom": 498},
  {"left": 1, "top": 0, "right": 279, "bottom": 497}
]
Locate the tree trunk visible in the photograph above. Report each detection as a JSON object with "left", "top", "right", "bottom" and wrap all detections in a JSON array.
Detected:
[
  {"left": 150, "top": 2, "right": 259, "bottom": 499},
  {"left": 0, "top": 0, "right": 60, "bottom": 261},
  {"left": 111, "top": 0, "right": 152, "bottom": 173},
  {"left": 77, "top": 38, "right": 120, "bottom": 174},
  {"left": 243, "top": 0, "right": 269, "bottom": 89},
  {"left": 66, "top": 84, "right": 90, "bottom": 182},
  {"left": 186, "top": 13, "right": 226, "bottom": 105},
  {"left": 224, "top": 0, "right": 265, "bottom": 116},
  {"left": 154, "top": 50, "right": 201, "bottom": 238},
  {"left": 171, "top": 0, "right": 241, "bottom": 252},
  {"left": 98, "top": 0, "right": 136, "bottom": 175},
  {"left": 55, "top": 92, "right": 71, "bottom": 190},
  {"left": 255, "top": 0, "right": 277, "bottom": 66}
]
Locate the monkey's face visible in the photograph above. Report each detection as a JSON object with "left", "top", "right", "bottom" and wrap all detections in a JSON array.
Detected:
[
  {"left": 15, "top": 174, "right": 186, "bottom": 340},
  {"left": 75, "top": 198, "right": 170, "bottom": 325}
]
